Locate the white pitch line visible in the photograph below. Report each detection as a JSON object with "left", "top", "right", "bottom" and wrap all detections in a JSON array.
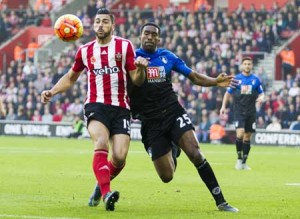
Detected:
[
  {"left": 0, "top": 215, "right": 81, "bottom": 219},
  {"left": 285, "top": 183, "right": 300, "bottom": 186}
]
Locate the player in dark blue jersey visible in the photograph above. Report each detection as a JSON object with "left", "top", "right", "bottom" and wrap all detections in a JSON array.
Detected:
[
  {"left": 220, "top": 57, "right": 264, "bottom": 170},
  {"left": 89, "top": 22, "right": 239, "bottom": 212}
]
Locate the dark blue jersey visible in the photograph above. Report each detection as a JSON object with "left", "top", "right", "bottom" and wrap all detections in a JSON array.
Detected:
[
  {"left": 129, "top": 48, "right": 192, "bottom": 120},
  {"left": 227, "top": 73, "right": 264, "bottom": 115}
]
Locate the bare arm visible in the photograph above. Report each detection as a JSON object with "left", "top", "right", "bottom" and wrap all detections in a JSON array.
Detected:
[
  {"left": 188, "top": 71, "right": 237, "bottom": 87},
  {"left": 0, "top": 98, "right": 6, "bottom": 117},
  {"left": 128, "top": 56, "right": 148, "bottom": 86},
  {"left": 220, "top": 91, "right": 231, "bottom": 115},
  {"left": 256, "top": 93, "right": 265, "bottom": 105},
  {"left": 41, "top": 69, "right": 82, "bottom": 103}
]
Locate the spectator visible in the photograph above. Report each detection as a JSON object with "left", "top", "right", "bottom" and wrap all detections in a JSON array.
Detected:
[
  {"left": 42, "top": 107, "right": 53, "bottom": 123},
  {"left": 27, "top": 37, "right": 39, "bottom": 62},
  {"left": 280, "top": 45, "right": 295, "bottom": 79},
  {"left": 209, "top": 121, "right": 226, "bottom": 144},
  {"left": 67, "top": 115, "right": 84, "bottom": 138},
  {"left": 197, "top": 114, "right": 211, "bottom": 143},
  {"left": 289, "top": 115, "right": 300, "bottom": 130},
  {"left": 52, "top": 108, "right": 64, "bottom": 122},
  {"left": 14, "top": 42, "right": 25, "bottom": 62},
  {"left": 266, "top": 116, "right": 282, "bottom": 131}
]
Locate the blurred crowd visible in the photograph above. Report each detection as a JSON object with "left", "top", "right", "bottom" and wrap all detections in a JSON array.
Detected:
[{"left": 0, "top": 0, "right": 300, "bottom": 142}]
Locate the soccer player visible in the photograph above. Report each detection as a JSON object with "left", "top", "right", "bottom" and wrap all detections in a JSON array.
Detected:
[
  {"left": 41, "top": 8, "right": 147, "bottom": 211},
  {"left": 90, "top": 22, "right": 239, "bottom": 212},
  {"left": 220, "top": 57, "right": 264, "bottom": 170}
]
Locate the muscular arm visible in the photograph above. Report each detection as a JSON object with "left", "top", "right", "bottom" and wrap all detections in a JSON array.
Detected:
[
  {"left": 188, "top": 71, "right": 235, "bottom": 87},
  {"left": 128, "top": 67, "right": 145, "bottom": 86},
  {"left": 128, "top": 56, "right": 147, "bottom": 86},
  {"left": 188, "top": 71, "right": 218, "bottom": 86},
  {"left": 41, "top": 69, "right": 82, "bottom": 103},
  {"left": 51, "top": 69, "right": 81, "bottom": 95}
]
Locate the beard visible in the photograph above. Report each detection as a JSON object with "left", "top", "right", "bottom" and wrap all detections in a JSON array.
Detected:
[{"left": 95, "top": 27, "right": 112, "bottom": 40}]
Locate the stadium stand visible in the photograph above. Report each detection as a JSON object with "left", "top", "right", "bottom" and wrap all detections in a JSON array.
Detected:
[{"left": 0, "top": 0, "right": 299, "bottom": 143}]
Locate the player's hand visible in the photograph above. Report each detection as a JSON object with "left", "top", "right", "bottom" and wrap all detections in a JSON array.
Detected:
[
  {"left": 41, "top": 90, "right": 53, "bottom": 104},
  {"left": 0, "top": 107, "right": 6, "bottom": 117},
  {"left": 134, "top": 56, "right": 149, "bottom": 69},
  {"left": 219, "top": 107, "right": 226, "bottom": 116},
  {"left": 216, "top": 73, "right": 238, "bottom": 88}
]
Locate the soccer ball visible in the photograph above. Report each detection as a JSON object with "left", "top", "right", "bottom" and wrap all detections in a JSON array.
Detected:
[{"left": 54, "top": 14, "right": 83, "bottom": 42}]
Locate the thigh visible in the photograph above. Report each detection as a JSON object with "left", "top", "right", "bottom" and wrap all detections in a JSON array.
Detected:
[{"left": 153, "top": 150, "right": 174, "bottom": 182}]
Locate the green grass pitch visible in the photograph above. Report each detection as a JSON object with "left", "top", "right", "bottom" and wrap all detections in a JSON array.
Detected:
[{"left": 0, "top": 136, "right": 299, "bottom": 219}]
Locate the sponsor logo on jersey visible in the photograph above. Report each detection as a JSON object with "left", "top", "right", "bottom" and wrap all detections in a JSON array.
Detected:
[
  {"left": 93, "top": 66, "right": 120, "bottom": 75},
  {"left": 147, "top": 67, "right": 160, "bottom": 79},
  {"left": 147, "top": 66, "right": 167, "bottom": 83}
]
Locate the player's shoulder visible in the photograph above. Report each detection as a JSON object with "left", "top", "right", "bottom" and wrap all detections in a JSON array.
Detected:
[
  {"left": 234, "top": 73, "right": 243, "bottom": 78},
  {"left": 79, "top": 40, "right": 96, "bottom": 50},
  {"left": 157, "top": 48, "right": 175, "bottom": 56},
  {"left": 250, "top": 73, "right": 260, "bottom": 79},
  {"left": 113, "top": 35, "right": 133, "bottom": 44}
]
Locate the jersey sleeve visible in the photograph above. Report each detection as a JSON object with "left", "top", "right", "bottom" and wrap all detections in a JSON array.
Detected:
[
  {"left": 170, "top": 52, "right": 192, "bottom": 76},
  {"left": 72, "top": 46, "right": 85, "bottom": 73},
  {"left": 125, "top": 41, "right": 137, "bottom": 72},
  {"left": 227, "top": 87, "right": 233, "bottom": 94}
]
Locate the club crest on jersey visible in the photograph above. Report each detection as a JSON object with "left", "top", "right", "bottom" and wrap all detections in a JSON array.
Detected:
[
  {"left": 159, "top": 56, "right": 168, "bottom": 64},
  {"left": 115, "top": 52, "right": 122, "bottom": 61},
  {"left": 252, "top": 79, "right": 255, "bottom": 85},
  {"left": 90, "top": 56, "right": 96, "bottom": 64}
]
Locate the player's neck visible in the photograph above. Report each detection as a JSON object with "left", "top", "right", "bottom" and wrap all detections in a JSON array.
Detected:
[
  {"left": 242, "top": 71, "right": 251, "bottom": 76},
  {"left": 97, "top": 35, "right": 112, "bottom": 45}
]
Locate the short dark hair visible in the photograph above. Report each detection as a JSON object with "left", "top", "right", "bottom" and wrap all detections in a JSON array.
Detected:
[
  {"left": 140, "top": 22, "right": 161, "bottom": 35},
  {"left": 242, "top": 56, "right": 253, "bottom": 63},
  {"left": 96, "top": 7, "right": 115, "bottom": 24}
]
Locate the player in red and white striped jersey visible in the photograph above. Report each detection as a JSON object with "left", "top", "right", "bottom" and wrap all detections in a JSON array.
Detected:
[{"left": 41, "top": 8, "right": 148, "bottom": 211}]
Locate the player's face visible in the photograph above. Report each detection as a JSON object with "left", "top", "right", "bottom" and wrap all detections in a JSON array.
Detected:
[
  {"left": 140, "top": 25, "right": 160, "bottom": 53},
  {"left": 242, "top": 60, "right": 253, "bottom": 74},
  {"left": 93, "top": 14, "right": 114, "bottom": 40}
]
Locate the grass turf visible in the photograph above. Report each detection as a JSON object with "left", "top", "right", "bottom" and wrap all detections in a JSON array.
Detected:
[{"left": 0, "top": 136, "right": 299, "bottom": 219}]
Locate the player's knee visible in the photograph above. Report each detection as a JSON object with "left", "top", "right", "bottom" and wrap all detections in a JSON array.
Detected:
[
  {"left": 187, "top": 149, "right": 205, "bottom": 166},
  {"left": 159, "top": 173, "right": 174, "bottom": 183}
]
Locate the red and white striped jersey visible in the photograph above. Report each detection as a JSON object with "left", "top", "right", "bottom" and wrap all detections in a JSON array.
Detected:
[{"left": 72, "top": 36, "right": 137, "bottom": 109}]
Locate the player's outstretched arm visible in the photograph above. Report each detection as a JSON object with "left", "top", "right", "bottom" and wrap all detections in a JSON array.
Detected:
[
  {"left": 188, "top": 71, "right": 238, "bottom": 88},
  {"left": 41, "top": 69, "right": 81, "bottom": 103}
]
